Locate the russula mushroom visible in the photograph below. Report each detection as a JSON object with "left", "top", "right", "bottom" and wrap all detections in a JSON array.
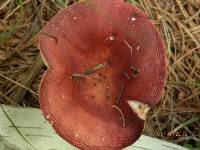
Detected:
[{"left": 39, "top": 0, "right": 167, "bottom": 149}]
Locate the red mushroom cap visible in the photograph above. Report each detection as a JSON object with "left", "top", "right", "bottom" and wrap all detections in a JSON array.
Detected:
[{"left": 39, "top": 0, "right": 167, "bottom": 149}]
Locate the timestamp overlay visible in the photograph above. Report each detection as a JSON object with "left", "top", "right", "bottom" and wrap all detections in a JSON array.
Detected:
[{"left": 156, "top": 130, "right": 189, "bottom": 138}]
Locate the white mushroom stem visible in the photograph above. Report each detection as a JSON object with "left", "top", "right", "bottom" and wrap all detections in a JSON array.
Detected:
[{"left": 127, "top": 100, "right": 150, "bottom": 120}]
